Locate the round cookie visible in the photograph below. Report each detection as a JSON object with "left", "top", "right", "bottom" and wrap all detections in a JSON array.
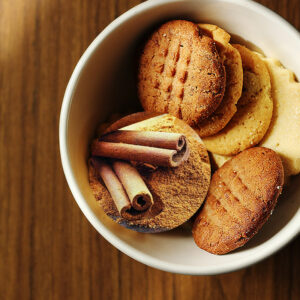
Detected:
[
  {"left": 138, "top": 20, "right": 226, "bottom": 127},
  {"left": 194, "top": 24, "right": 243, "bottom": 137},
  {"left": 202, "top": 44, "right": 273, "bottom": 155},
  {"left": 89, "top": 113, "right": 211, "bottom": 232},
  {"left": 259, "top": 57, "right": 300, "bottom": 180},
  {"left": 193, "top": 147, "right": 284, "bottom": 255}
]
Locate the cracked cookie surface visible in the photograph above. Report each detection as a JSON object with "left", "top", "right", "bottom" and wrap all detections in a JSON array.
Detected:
[{"left": 138, "top": 20, "right": 226, "bottom": 126}]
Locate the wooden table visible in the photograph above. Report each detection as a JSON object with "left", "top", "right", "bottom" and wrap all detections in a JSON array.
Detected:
[{"left": 0, "top": 0, "right": 299, "bottom": 299}]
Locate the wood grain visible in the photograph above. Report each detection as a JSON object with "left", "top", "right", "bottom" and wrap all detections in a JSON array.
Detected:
[{"left": 0, "top": 0, "right": 299, "bottom": 299}]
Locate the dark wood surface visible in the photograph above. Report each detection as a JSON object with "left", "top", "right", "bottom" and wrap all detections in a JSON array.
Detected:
[{"left": 0, "top": 0, "right": 299, "bottom": 299}]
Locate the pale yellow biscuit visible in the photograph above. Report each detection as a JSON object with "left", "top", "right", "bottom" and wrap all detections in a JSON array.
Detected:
[
  {"left": 210, "top": 152, "right": 231, "bottom": 169},
  {"left": 194, "top": 24, "right": 243, "bottom": 137},
  {"left": 203, "top": 44, "right": 273, "bottom": 155},
  {"left": 259, "top": 57, "right": 300, "bottom": 179},
  {"left": 210, "top": 57, "right": 300, "bottom": 180}
]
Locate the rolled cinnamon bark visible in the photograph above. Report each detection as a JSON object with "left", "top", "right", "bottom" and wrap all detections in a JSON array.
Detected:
[
  {"left": 91, "top": 158, "right": 131, "bottom": 217},
  {"left": 101, "top": 130, "right": 186, "bottom": 151},
  {"left": 90, "top": 158, "right": 131, "bottom": 218},
  {"left": 91, "top": 141, "right": 189, "bottom": 167},
  {"left": 90, "top": 158, "right": 153, "bottom": 220},
  {"left": 112, "top": 160, "right": 153, "bottom": 211}
]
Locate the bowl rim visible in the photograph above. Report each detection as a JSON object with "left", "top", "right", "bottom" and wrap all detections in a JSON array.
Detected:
[{"left": 59, "top": 0, "right": 300, "bottom": 275}]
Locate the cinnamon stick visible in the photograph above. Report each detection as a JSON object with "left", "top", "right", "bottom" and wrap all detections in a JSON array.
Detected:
[
  {"left": 112, "top": 160, "right": 153, "bottom": 211},
  {"left": 91, "top": 141, "right": 189, "bottom": 167},
  {"left": 90, "top": 158, "right": 152, "bottom": 220},
  {"left": 101, "top": 130, "right": 186, "bottom": 150},
  {"left": 92, "top": 131, "right": 190, "bottom": 167},
  {"left": 90, "top": 158, "right": 131, "bottom": 218}
]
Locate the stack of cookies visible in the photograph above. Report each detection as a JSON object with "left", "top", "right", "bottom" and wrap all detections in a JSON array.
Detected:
[
  {"left": 89, "top": 19, "right": 300, "bottom": 255},
  {"left": 138, "top": 20, "right": 300, "bottom": 182},
  {"left": 137, "top": 20, "right": 300, "bottom": 254}
]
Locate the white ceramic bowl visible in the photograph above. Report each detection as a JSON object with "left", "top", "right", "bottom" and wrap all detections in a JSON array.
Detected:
[{"left": 59, "top": 0, "right": 300, "bottom": 275}]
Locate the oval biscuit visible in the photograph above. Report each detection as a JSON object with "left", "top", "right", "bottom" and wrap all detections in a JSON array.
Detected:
[{"left": 193, "top": 147, "right": 284, "bottom": 255}]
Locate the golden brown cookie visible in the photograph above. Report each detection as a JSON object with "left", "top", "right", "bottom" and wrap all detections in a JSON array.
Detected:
[
  {"left": 202, "top": 44, "right": 273, "bottom": 155},
  {"left": 193, "top": 147, "right": 284, "bottom": 255},
  {"left": 89, "top": 113, "right": 211, "bottom": 232},
  {"left": 259, "top": 57, "right": 300, "bottom": 180},
  {"left": 194, "top": 24, "right": 243, "bottom": 137},
  {"left": 138, "top": 20, "right": 226, "bottom": 127}
]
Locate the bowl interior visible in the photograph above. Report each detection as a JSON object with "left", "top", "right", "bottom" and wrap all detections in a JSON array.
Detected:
[{"left": 63, "top": 0, "right": 300, "bottom": 274}]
